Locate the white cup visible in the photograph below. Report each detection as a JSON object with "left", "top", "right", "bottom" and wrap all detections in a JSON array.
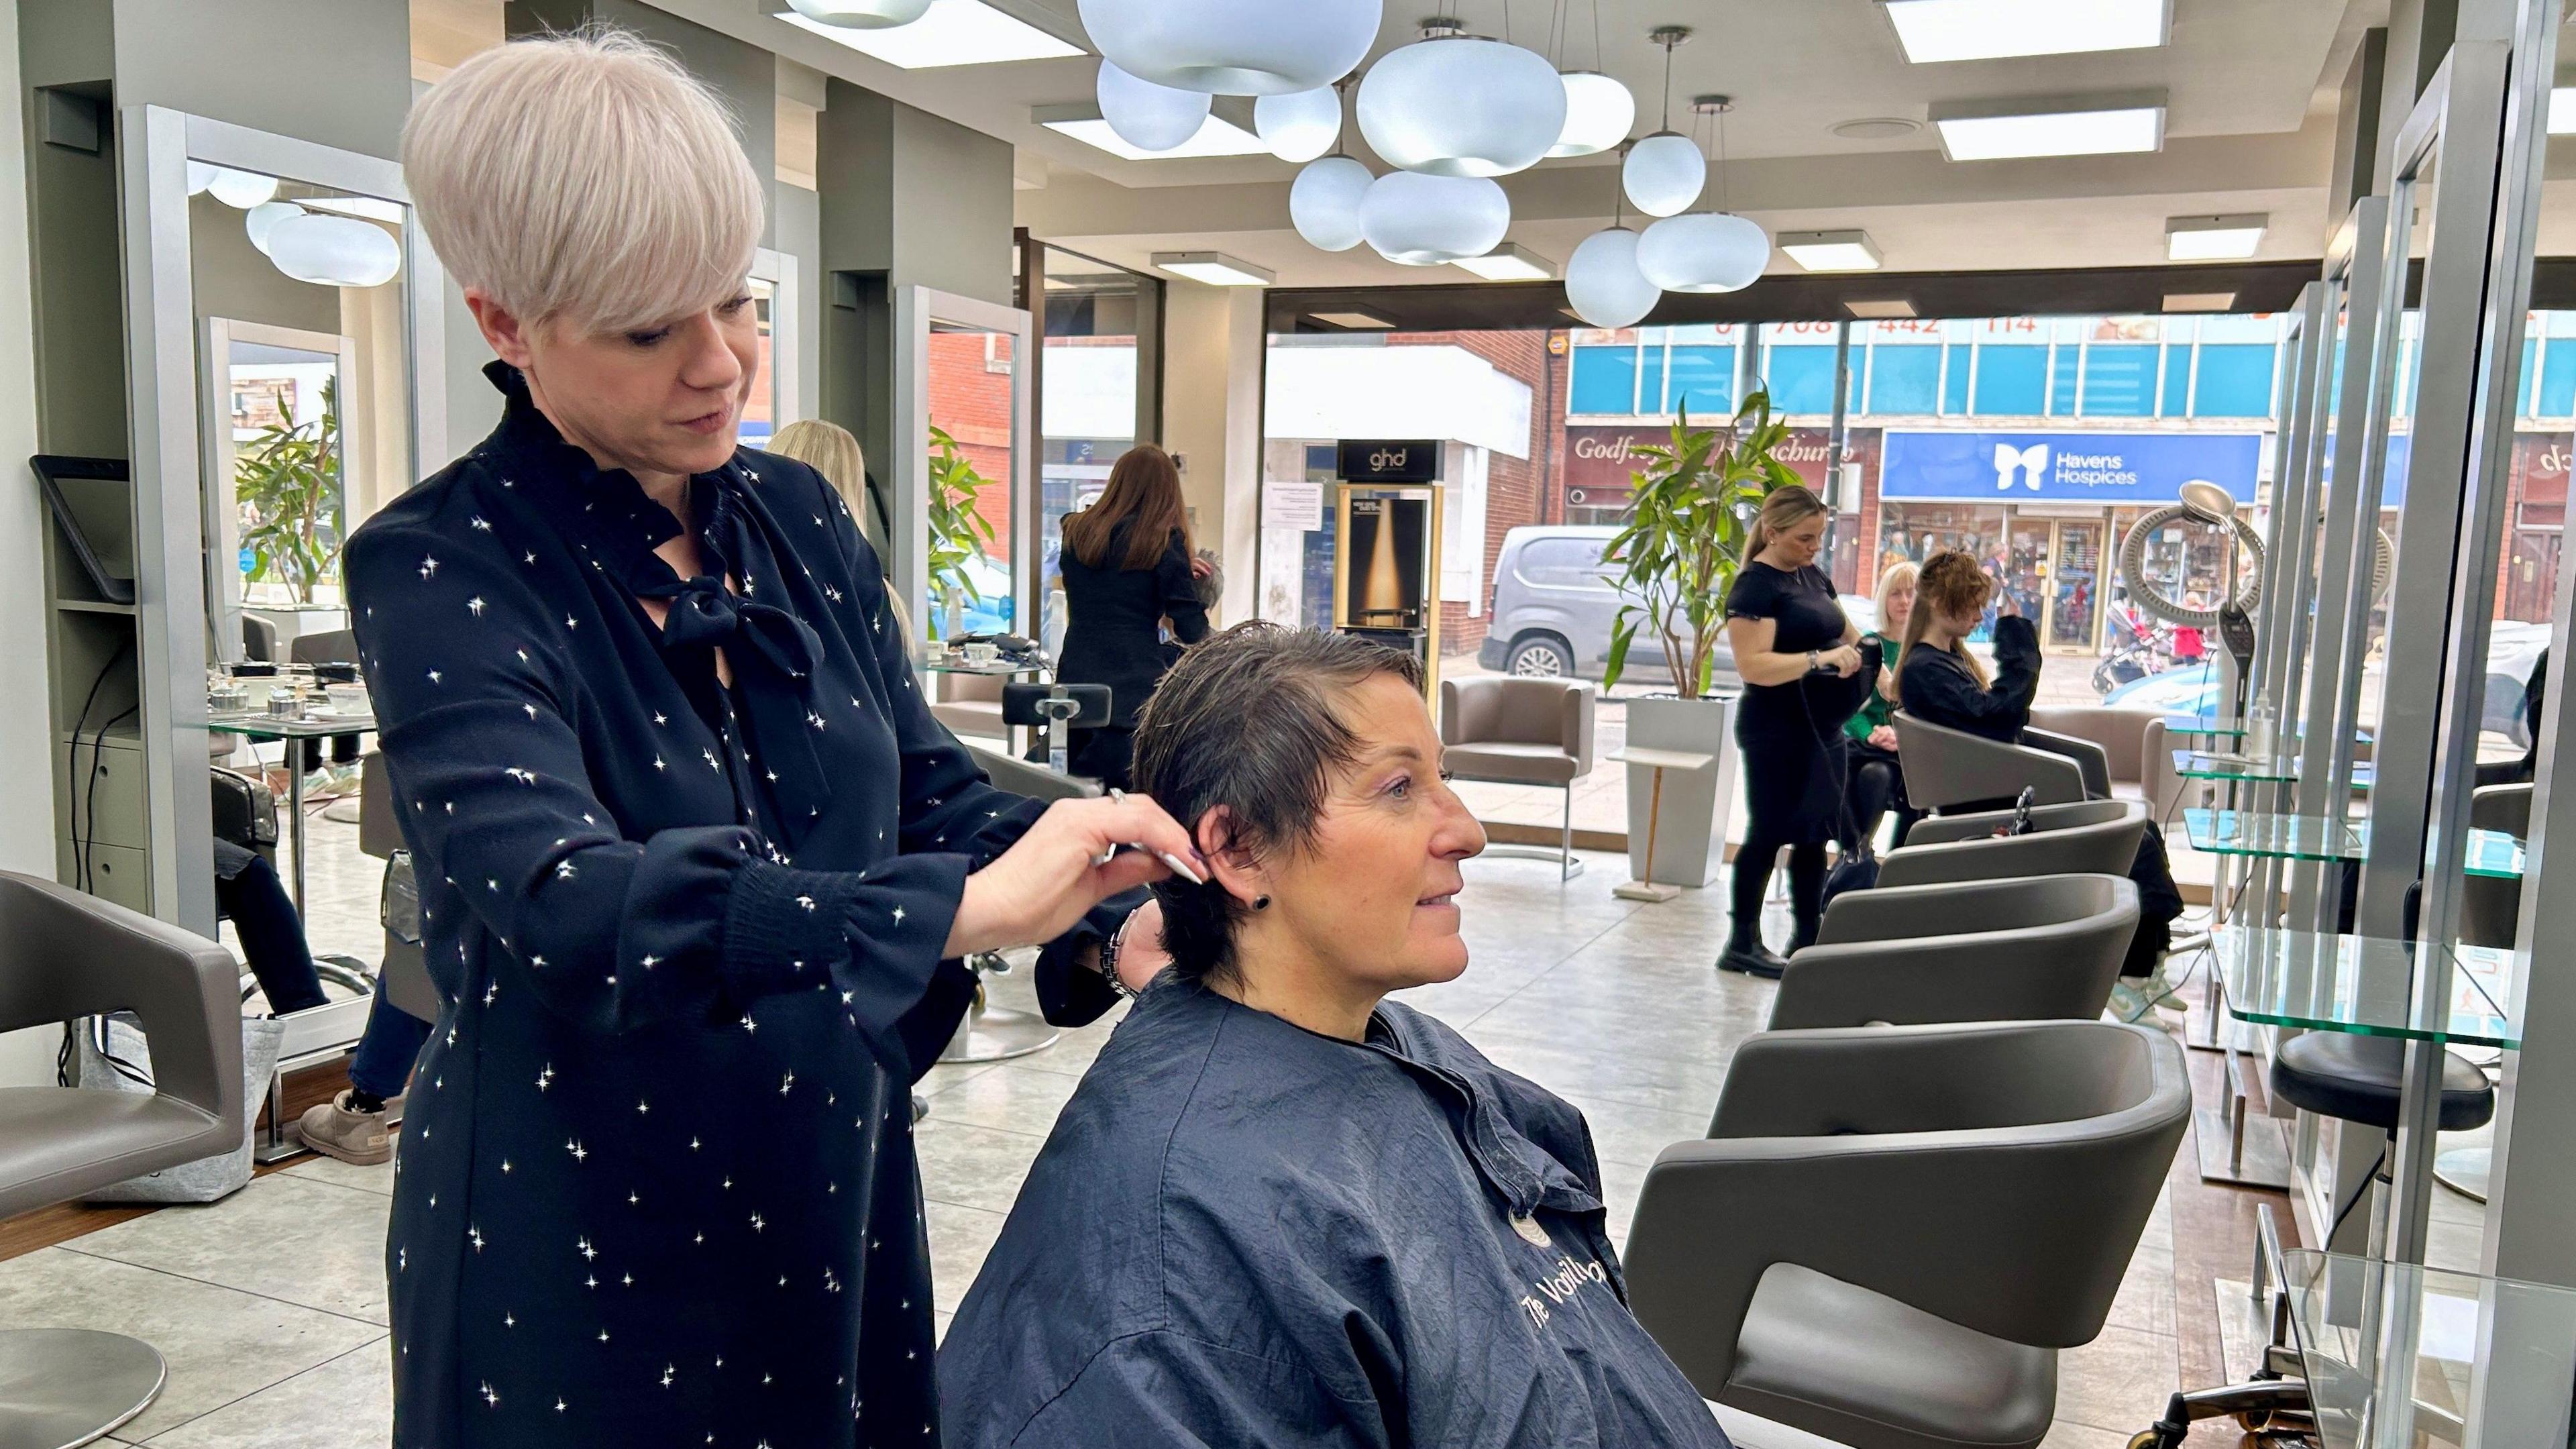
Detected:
[{"left": 962, "top": 642, "right": 1000, "bottom": 666}]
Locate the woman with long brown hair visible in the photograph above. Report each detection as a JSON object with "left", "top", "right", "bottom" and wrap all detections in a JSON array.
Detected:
[
  {"left": 1719, "top": 484, "right": 1879, "bottom": 976},
  {"left": 1054, "top": 443, "right": 1212, "bottom": 787}
]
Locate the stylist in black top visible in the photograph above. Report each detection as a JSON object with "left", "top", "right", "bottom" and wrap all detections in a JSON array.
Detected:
[
  {"left": 1053, "top": 444, "right": 1212, "bottom": 788},
  {"left": 1720, "top": 485, "right": 1879, "bottom": 977}
]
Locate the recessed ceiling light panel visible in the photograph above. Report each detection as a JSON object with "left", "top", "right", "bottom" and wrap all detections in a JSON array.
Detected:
[
  {"left": 1779, "top": 229, "right": 1883, "bottom": 272},
  {"left": 2166, "top": 213, "right": 2269, "bottom": 261},
  {"left": 776, "top": 4, "right": 1079, "bottom": 68},
  {"left": 1880, "top": 0, "right": 2169, "bottom": 63},
  {"left": 1450, "top": 242, "right": 1558, "bottom": 282},
  {"left": 1930, "top": 91, "right": 2167, "bottom": 160},
  {"left": 1151, "top": 252, "right": 1277, "bottom": 287},
  {"left": 1845, "top": 299, "right": 1917, "bottom": 319},
  {"left": 2163, "top": 291, "right": 2237, "bottom": 313}
]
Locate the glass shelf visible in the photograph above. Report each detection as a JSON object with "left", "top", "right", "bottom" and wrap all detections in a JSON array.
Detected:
[
  {"left": 2212, "top": 926, "right": 2518, "bottom": 1047},
  {"left": 2171, "top": 750, "right": 2376, "bottom": 789},
  {"left": 2185, "top": 808, "right": 2365, "bottom": 861},
  {"left": 2283, "top": 1249, "right": 2576, "bottom": 1449}
]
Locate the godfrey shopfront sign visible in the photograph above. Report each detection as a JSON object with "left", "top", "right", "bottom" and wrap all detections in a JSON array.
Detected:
[
  {"left": 1565, "top": 425, "right": 1878, "bottom": 509},
  {"left": 1882, "top": 429, "right": 2263, "bottom": 504}
]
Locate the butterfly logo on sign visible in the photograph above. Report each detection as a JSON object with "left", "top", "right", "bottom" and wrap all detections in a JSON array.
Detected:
[{"left": 1993, "top": 443, "right": 2049, "bottom": 492}]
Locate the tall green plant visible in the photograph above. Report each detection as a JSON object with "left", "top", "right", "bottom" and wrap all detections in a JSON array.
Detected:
[
  {"left": 235, "top": 378, "right": 343, "bottom": 604},
  {"left": 925, "top": 424, "right": 996, "bottom": 635},
  {"left": 1600, "top": 390, "right": 1800, "bottom": 698}
]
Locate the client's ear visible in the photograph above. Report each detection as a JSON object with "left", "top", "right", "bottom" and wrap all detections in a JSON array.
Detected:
[{"left": 1192, "top": 806, "right": 1269, "bottom": 910}]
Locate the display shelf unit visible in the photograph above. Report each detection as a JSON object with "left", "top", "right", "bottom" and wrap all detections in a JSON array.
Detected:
[{"left": 41, "top": 464, "right": 152, "bottom": 916}]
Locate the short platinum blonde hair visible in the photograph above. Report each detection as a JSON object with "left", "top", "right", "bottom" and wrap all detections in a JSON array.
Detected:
[{"left": 402, "top": 28, "right": 763, "bottom": 337}]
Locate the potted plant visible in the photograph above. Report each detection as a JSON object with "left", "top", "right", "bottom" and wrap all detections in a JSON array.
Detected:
[
  {"left": 235, "top": 379, "right": 344, "bottom": 606},
  {"left": 1597, "top": 389, "right": 1799, "bottom": 887},
  {"left": 925, "top": 423, "right": 998, "bottom": 640}
]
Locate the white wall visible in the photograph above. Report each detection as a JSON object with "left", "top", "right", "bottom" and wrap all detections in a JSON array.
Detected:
[{"left": 0, "top": 0, "right": 68, "bottom": 1085}]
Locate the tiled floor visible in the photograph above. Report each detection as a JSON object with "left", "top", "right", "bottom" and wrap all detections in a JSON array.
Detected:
[{"left": 41, "top": 849, "right": 2204, "bottom": 1446}]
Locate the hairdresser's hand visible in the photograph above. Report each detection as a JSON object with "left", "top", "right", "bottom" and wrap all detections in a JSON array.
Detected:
[
  {"left": 1820, "top": 644, "right": 1864, "bottom": 678},
  {"left": 1112, "top": 897, "right": 1173, "bottom": 992},
  {"left": 947, "top": 796, "right": 1202, "bottom": 959},
  {"left": 1189, "top": 555, "right": 1215, "bottom": 580}
]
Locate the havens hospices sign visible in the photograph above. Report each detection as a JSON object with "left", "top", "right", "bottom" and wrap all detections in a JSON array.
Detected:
[{"left": 1880, "top": 430, "right": 2263, "bottom": 504}]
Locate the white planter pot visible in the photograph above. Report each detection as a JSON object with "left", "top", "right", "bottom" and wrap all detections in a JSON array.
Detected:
[{"left": 1623, "top": 692, "right": 1737, "bottom": 887}]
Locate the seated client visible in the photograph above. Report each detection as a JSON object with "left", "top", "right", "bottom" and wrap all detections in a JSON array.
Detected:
[{"left": 938, "top": 623, "right": 1730, "bottom": 1448}]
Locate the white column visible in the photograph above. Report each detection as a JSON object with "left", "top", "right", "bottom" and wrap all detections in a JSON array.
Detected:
[{"left": 1160, "top": 280, "right": 1263, "bottom": 625}]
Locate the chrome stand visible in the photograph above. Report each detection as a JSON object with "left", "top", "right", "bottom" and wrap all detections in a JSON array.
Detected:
[
  {"left": 936, "top": 953, "right": 1060, "bottom": 1064},
  {"left": 0, "top": 1328, "right": 164, "bottom": 1449}
]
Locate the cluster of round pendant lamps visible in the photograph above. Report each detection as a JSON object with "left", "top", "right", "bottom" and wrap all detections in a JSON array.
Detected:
[
  {"left": 189, "top": 163, "right": 404, "bottom": 288},
  {"left": 782, "top": 0, "right": 1770, "bottom": 327}
]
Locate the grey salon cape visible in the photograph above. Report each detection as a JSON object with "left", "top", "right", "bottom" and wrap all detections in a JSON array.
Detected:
[{"left": 937, "top": 981, "right": 1731, "bottom": 1448}]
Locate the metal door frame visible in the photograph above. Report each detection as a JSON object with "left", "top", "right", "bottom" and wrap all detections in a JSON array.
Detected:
[{"left": 892, "top": 286, "right": 1036, "bottom": 639}]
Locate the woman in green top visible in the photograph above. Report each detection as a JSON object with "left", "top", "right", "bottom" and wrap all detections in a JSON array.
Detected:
[{"left": 1842, "top": 560, "right": 1919, "bottom": 851}]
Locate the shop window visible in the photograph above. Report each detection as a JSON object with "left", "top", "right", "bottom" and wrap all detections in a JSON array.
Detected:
[
  {"left": 1765, "top": 345, "right": 1841, "bottom": 414},
  {"left": 2047, "top": 348, "right": 2080, "bottom": 415},
  {"left": 2517, "top": 337, "right": 2540, "bottom": 417},
  {"left": 1868, "top": 345, "right": 1941, "bottom": 415},
  {"left": 2160, "top": 346, "right": 2192, "bottom": 416},
  {"left": 1665, "top": 343, "right": 1735, "bottom": 416},
  {"left": 1941, "top": 346, "right": 1970, "bottom": 414},
  {"left": 2080, "top": 343, "right": 2156, "bottom": 417},
  {"left": 1973, "top": 345, "right": 2046, "bottom": 415},
  {"left": 1569, "top": 345, "right": 1640, "bottom": 413},
  {"left": 2536, "top": 339, "right": 2576, "bottom": 417},
  {"left": 1639, "top": 349, "right": 1666, "bottom": 415},
  {"left": 2192, "top": 343, "right": 2276, "bottom": 417}
]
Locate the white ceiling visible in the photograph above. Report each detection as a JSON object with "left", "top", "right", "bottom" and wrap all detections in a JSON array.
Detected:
[{"left": 645, "top": 0, "right": 2394, "bottom": 288}]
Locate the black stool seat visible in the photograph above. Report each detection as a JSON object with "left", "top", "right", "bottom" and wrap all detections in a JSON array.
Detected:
[{"left": 2270, "top": 1034, "right": 2495, "bottom": 1133}]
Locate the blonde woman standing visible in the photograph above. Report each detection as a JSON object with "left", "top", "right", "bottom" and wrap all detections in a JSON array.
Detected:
[
  {"left": 1718, "top": 486, "right": 1879, "bottom": 976},
  {"left": 353, "top": 32, "right": 1191, "bottom": 1446},
  {"left": 771, "top": 417, "right": 912, "bottom": 643}
]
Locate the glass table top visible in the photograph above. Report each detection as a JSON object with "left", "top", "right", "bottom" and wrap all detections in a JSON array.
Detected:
[
  {"left": 2212, "top": 926, "right": 2518, "bottom": 1047},
  {"left": 2183, "top": 810, "right": 2523, "bottom": 877},
  {"left": 206, "top": 709, "right": 376, "bottom": 740},
  {"left": 2284, "top": 1249, "right": 2576, "bottom": 1448},
  {"left": 2186, "top": 808, "right": 2366, "bottom": 861},
  {"left": 2171, "top": 749, "right": 2376, "bottom": 788}
]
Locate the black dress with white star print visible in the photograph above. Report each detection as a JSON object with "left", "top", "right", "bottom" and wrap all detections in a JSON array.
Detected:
[{"left": 347, "top": 365, "right": 1124, "bottom": 1448}]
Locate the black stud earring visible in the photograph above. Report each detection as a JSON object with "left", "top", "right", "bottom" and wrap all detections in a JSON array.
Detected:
[{"left": 1252, "top": 895, "right": 1271, "bottom": 910}]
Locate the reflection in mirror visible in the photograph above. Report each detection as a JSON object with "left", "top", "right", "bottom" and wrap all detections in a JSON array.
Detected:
[
  {"left": 924, "top": 321, "right": 1018, "bottom": 642},
  {"left": 190, "top": 166, "right": 413, "bottom": 667},
  {"left": 739, "top": 274, "right": 777, "bottom": 449},
  {"left": 1038, "top": 246, "right": 1146, "bottom": 654}
]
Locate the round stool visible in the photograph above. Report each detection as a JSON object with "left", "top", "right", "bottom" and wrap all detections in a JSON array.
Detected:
[
  {"left": 2269, "top": 1034, "right": 2497, "bottom": 1134},
  {"left": 0, "top": 1328, "right": 165, "bottom": 1448}
]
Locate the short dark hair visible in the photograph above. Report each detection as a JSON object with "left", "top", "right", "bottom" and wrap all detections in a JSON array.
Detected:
[{"left": 1130, "top": 623, "right": 1424, "bottom": 985}]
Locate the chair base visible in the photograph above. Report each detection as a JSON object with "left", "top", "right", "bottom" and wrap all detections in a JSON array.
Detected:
[
  {"left": 0, "top": 1328, "right": 165, "bottom": 1449},
  {"left": 937, "top": 1006, "right": 1060, "bottom": 1065},
  {"left": 2434, "top": 1144, "right": 2489, "bottom": 1204},
  {"left": 1478, "top": 844, "right": 1585, "bottom": 881}
]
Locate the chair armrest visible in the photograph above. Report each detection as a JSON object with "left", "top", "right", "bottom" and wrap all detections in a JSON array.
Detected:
[
  {"left": 0, "top": 872, "right": 241, "bottom": 1124},
  {"left": 1562, "top": 684, "right": 1597, "bottom": 775},
  {"left": 1894, "top": 714, "right": 2085, "bottom": 810},
  {"left": 2022, "top": 727, "right": 2113, "bottom": 800},
  {"left": 1876, "top": 832, "right": 2070, "bottom": 888}
]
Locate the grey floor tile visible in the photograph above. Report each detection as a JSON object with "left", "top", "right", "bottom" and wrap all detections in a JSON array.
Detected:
[
  {"left": 924, "top": 1200, "right": 1010, "bottom": 1314},
  {"left": 917, "top": 1063, "right": 1082, "bottom": 1137},
  {"left": 2053, "top": 1324, "right": 2180, "bottom": 1436},
  {"left": 278, "top": 1148, "right": 396, "bottom": 1197},
  {"left": 1554, "top": 1091, "right": 1709, "bottom": 1171},
  {"left": 143, "top": 1340, "right": 390, "bottom": 1449},
  {"left": 914, "top": 1118, "right": 1050, "bottom": 1215},
  {"left": 0, "top": 1248, "right": 382, "bottom": 1441},
  {"left": 2037, "top": 1420, "right": 2135, "bottom": 1448},
  {"left": 64, "top": 1173, "right": 392, "bottom": 1326}
]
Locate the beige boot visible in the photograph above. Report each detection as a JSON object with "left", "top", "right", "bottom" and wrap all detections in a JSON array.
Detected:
[{"left": 297, "top": 1090, "right": 395, "bottom": 1165}]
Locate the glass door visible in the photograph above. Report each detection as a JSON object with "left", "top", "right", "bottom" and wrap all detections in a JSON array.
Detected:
[{"left": 2047, "top": 519, "right": 2105, "bottom": 651}]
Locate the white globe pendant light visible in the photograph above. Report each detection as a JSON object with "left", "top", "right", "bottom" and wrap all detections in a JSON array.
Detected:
[
  {"left": 1095, "top": 60, "right": 1210, "bottom": 152},
  {"left": 1564, "top": 226, "right": 1660, "bottom": 327},
  {"left": 1357, "top": 32, "right": 1566, "bottom": 178},
  {"left": 1077, "top": 0, "right": 1380, "bottom": 95},
  {"left": 186, "top": 160, "right": 217, "bottom": 197},
  {"left": 1290, "top": 156, "right": 1373, "bottom": 252},
  {"left": 1623, "top": 132, "right": 1703, "bottom": 217},
  {"left": 1255, "top": 86, "right": 1343, "bottom": 164},
  {"left": 782, "top": 0, "right": 934, "bottom": 28},
  {"left": 267, "top": 213, "right": 402, "bottom": 288},
  {"left": 1358, "top": 171, "right": 1509, "bottom": 266},
  {"left": 245, "top": 201, "right": 305, "bottom": 255},
  {"left": 1549, "top": 70, "right": 1634, "bottom": 158},
  {"left": 1638, "top": 211, "right": 1769, "bottom": 293},
  {"left": 205, "top": 167, "right": 279, "bottom": 210}
]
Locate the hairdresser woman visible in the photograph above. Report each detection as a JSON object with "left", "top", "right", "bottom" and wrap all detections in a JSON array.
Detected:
[
  {"left": 1052, "top": 443, "right": 1211, "bottom": 788},
  {"left": 350, "top": 33, "right": 1188, "bottom": 1448},
  {"left": 1719, "top": 486, "right": 1879, "bottom": 977}
]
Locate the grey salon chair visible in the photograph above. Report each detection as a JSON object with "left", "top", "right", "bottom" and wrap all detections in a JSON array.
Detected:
[
  {"left": 1440, "top": 676, "right": 1597, "bottom": 881},
  {"left": 930, "top": 670, "right": 1008, "bottom": 741},
  {"left": 1893, "top": 711, "right": 2106, "bottom": 812},
  {"left": 1875, "top": 800, "right": 2151, "bottom": 890},
  {"left": 1770, "top": 874, "right": 2139, "bottom": 1030},
  {"left": 1626, "top": 1019, "right": 2192, "bottom": 1449},
  {"left": 285, "top": 627, "right": 357, "bottom": 667},
  {"left": 0, "top": 870, "right": 244, "bottom": 1445},
  {"left": 357, "top": 753, "right": 441, "bottom": 1026},
  {"left": 239, "top": 614, "right": 278, "bottom": 664},
  {"left": 2460, "top": 782, "right": 2530, "bottom": 951}
]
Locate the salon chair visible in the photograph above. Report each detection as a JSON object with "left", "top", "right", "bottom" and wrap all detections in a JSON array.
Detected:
[
  {"left": 239, "top": 614, "right": 278, "bottom": 664},
  {"left": 2460, "top": 782, "right": 2529, "bottom": 951},
  {"left": 1769, "top": 874, "right": 2139, "bottom": 1030},
  {"left": 930, "top": 671, "right": 1008, "bottom": 742},
  {"left": 1893, "top": 712, "right": 2106, "bottom": 813},
  {"left": 1874, "top": 800, "right": 2151, "bottom": 890},
  {"left": 0, "top": 871, "right": 244, "bottom": 1445},
  {"left": 358, "top": 753, "right": 442, "bottom": 1027},
  {"left": 2139, "top": 719, "right": 2190, "bottom": 824},
  {"left": 2027, "top": 704, "right": 2163, "bottom": 802},
  {"left": 1439, "top": 677, "right": 1595, "bottom": 882},
  {"left": 285, "top": 627, "right": 357, "bottom": 667},
  {"left": 1626, "top": 1020, "right": 2190, "bottom": 1449}
]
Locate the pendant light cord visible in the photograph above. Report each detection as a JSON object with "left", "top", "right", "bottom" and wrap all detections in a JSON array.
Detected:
[{"left": 1659, "top": 36, "right": 1674, "bottom": 130}]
